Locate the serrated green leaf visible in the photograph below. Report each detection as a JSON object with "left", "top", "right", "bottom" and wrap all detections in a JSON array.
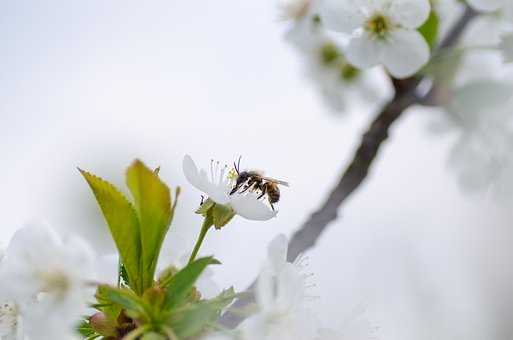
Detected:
[
  {"left": 80, "top": 169, "right": 142, "bottom": 294},
  {"left": 95, "top": 285, "right": 122, "bottom": 322},
  {"left": 126, "top": 160, "right": 173, "bottom": 291},
  {"left": 76, "top": 319, "right": 97, "bottom": 337},
  {"left": 163, "top": 257, "right": 220, "bottom": 309},
  {"left": 99, "top": 285, "right": 151, "bottom": 321},
  {"left": 170, "top": 288, "right": 238, "bottom": 337},
  {"left": 169, "top": 302, "right": 219, "bottom": 338},
  {"left": 418, "top": 10, "right": 439, "bottom": 49},
  {"left": 207, "top": 287, "right": 237, "bottom": 310}
]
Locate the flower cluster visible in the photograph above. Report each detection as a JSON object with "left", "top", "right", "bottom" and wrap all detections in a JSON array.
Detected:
[
  {"left": 0, "top": 158, "right": 374, "bottom": 339},
  {"left": 280, "top": 0, "right": 513, "bottom": 196},
  {"left": 279, "top": 0, "right": 436, "bottom": 113},
  {"left": 0, "top": 224, "right": 95, "bottom": 339}
]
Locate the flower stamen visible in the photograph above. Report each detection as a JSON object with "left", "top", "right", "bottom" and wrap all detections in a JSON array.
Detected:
[{"left": 365, "top": 13, "right": 391, "bottom": 39}]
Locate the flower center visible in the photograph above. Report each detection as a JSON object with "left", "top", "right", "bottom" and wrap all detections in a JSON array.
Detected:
[
  {"left": 320, "top": 42, "right": 340, "bottom": 65},
  {"left": 38, "top": 270, "right": 71, "bottom": 299},
  {"left": 0, "top": 302, "right": 18, "bottom": 331},
  {"left": 365, "top": 14, "right": 391, "bottom": 39},
  {"left": 340, "top": 63, "right": 360, "bottom": 81},
  {"left": 226, "top": 168, "right": 238, "bottom": 182}
]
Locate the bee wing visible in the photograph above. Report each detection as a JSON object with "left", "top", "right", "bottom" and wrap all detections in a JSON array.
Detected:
[{"left": 262, "top": 177, "right": 290, "bottom": 187}]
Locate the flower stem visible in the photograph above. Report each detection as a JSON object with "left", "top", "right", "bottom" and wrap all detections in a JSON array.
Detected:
[{"left": 188, "top": 215, "right": 213, "bottom": 264}]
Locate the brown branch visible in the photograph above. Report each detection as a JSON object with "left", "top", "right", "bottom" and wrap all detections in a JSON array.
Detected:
[
  {"left": 287, "top": 3, "right": 478, "bottom": 262},
  {"left": 220, "top": 5, "right": 477, "bottom": 328}
]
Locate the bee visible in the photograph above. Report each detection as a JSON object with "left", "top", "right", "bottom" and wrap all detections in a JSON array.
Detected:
[{"left": 229, "top": 157, "right": 289, "bottom": 211}]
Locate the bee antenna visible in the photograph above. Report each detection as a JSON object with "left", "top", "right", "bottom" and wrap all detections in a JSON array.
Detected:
[{"left": 237, "top": 155, "right": 242, "bottom": 173}]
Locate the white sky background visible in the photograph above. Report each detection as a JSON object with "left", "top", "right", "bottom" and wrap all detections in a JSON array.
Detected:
[{"left": 2, "top": 1, "right": 513, "bottom": 339}]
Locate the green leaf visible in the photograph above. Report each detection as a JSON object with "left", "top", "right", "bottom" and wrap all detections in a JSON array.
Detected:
[
  {"left": 207, "top": 287, "right": 238, "bottom": 310},
  {"left": 169, "top": 302, "right": 220, "bottom": 338},
  {"left": 165, "top": 288, "right": 237, "bottom": 339},
  {"left": 418, "top": 10, "right": 439, "bottom": 49},
  {"left": 76, "top": 319, "right": 97, "bottom": 337},
  {"left": 141, "top": 332, "right": 167, "bottom": 340},
  {"left": 95, "top": 285, "right": 122, "bottom": 322},
  {"left": 80, "top": 169, "right": 143, "bottom": 294},
  {"left": 212, "top": 203, "right": 235, "bottom": 229},
  {"left": 163, "top": 257, "right": 220, "bottom": 309},
  {"left": 99, "top": 285, "right": 151, "bottom": 321},
  {"left": 126, "top": 160, "right": 173, "bottom": 291}
]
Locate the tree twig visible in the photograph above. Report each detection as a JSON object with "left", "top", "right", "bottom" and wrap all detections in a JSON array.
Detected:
[
  {"left": 287, "top": 2, "right": 478, "bottom": 263},
  {"left": 220, "top": 5, "right": 477, "bottom": 328}
]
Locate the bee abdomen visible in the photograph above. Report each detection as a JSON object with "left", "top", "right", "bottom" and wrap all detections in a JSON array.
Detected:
[{"left": 267, "top": 187, "right": 280, "bottom": 203}]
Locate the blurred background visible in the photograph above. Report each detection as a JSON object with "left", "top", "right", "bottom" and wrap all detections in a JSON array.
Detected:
[{"left": 2, "top": 1, "right": 513, "bottom": 339}]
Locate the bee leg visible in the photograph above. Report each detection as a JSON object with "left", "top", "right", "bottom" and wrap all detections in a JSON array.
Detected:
[
  {"left": 229, "top": 185, "right": 240, "bottom": 195},
  {"left": 239, "top": 179, "right": 255, "bottom": 194},
  {"left": 270, "top": 202, "right": 275, "bottom": 211},
  {"left": 242, "top": 183, "right": 258, "bottom": 194},
  {"left": 257, "top": 184, "right": 267, "bottom": 200}
]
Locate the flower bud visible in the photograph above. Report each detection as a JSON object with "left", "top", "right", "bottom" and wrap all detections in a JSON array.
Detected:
[{"left": 90, "top": 312, "right": 116, "bottom": 336}]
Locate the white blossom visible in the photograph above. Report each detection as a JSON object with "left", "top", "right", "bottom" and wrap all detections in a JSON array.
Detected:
[
  {"left": 0, "top": 225, "right": 95, "bottom": 340},
  {"left": 320, "top": 0, "right": 431, "bottom": 78},
  {"left": 182, "top": 155, "right": 277, "bottom": 221},
  {"left": 441, "top": 80, "right": 513, "bottom": 195},
  {"left": 236, "top": 234, "right": 318, "bottom": 340},
  {"left": 0, "top": 302, "right": 22, "bottom": 340},
  {"left": 466, "top": 0, "right": 513, "bottom": 16},
  {"left": 278, "top": 0, "right": 315, "bottom": 20}
]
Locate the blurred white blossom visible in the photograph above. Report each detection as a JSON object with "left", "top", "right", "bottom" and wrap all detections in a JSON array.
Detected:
[
  {"left": 0, "top": 225, "right": 94, "bottom": 340},
  {"left": 183, "top": 155, "right": 277, "bottom": 221},
  {"left": 236, "top": 234, "right": 318, "bottom": 340},
  {"left": 438, "top": 80, "right": 513, "bottom": 195},
  {"left": 466, "top": 0, "right": 513, "bottom": 16},
  {"left": 283, "top": 6, "right": 390, "bottom": 113},
  {"left": 278, "top": 0, "right": 315, "bottom": 21},
  {"left": 319, "top": 0, "right": 431, "bottom": 78},
  {"left": 0, "top": 301, "right": 22, "bottom": 340}
]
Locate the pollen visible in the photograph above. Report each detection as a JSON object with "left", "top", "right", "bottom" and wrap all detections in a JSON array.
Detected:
[
  {"left": 227, "top": 168, "right": 238, "bottom": 181},
  {"left": 365, "top": 14, "right": 391, "bottom": 39}
]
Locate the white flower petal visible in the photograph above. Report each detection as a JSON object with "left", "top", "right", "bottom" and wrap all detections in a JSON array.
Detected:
[
  {"left": 0, "top": 302, "right": 18, "bottom": 337},
  {"left": 0, "top": 225, "right": 94, "bottom": 340},
  {"left": 183, "top": 154, "right": 202, "bottom": 189},
  {"left": 255, "top": 265, "right": 274, "bottom": 310},
  {"left": 463, "top": 15, "right": 508, "bottom": 47},
  {"left": 267, "top": 234, "right": 288, "bottom": 273},
  {"left": 381, "top": 29, "right": 429, "bottom": 78},
  {"left": 387, "top": 0, "right": 431, "bottom": 29},
  {"left": 182, "top": 155, "right": 230, "bottom": 204},
  {"left": 345, "top": 32, "right": 383, "bottom": 69},
  {"left": 278, "top": 0, "right": 311, "bottom": 20},
  {"left": 320, "top": 0, "right": 366, "bottom": 33},
  {"left": 229, "top": 193, "right": 277, "bottom": 221},
  {"left": 466, "top": 0, "right": 504, "bottom": 12},
  {"left": 275, "top": 264, "right": 305, "bottom": 312}
]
